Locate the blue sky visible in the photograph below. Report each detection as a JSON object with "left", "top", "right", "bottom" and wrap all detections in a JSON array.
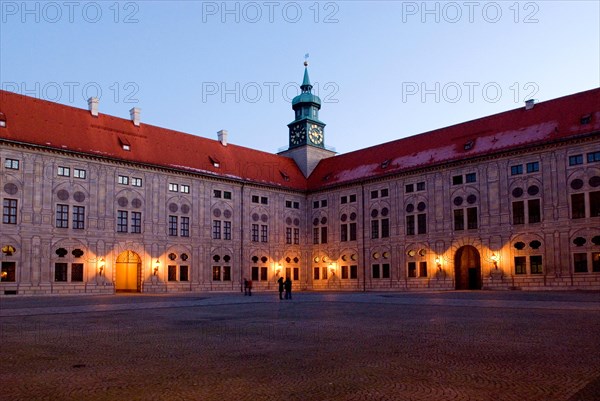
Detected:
[{"left": 1, "top": 1, "right": 599, "bottom": 154}]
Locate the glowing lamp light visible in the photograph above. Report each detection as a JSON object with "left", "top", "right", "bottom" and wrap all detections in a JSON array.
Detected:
[
  {"left": 153, "top": 259, "right": 160, "bottom": 276},
  {"left": 491, "top": 254, "right": 499, "bottom": 269},
  {"left": 98, "top": 258, "right": 105, "bottom": 276},
  {"left": 435, "top": 257, "right": 442, "bottom": 270}
]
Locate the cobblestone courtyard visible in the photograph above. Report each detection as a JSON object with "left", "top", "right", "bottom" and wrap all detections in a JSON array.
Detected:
[{"left": 1, "top": 291, "right": 599, "bottom": 401}]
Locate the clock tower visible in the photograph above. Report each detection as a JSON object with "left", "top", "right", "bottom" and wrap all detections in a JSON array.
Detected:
[{"left": 280, "top": 61, "right": 335, "bottom": 177}]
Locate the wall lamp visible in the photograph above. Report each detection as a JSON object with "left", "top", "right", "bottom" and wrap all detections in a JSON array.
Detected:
[
  {"left": 491, "top": 254, "right": 498, "bottom": 269},
  {"left": 435, "top": 257, "right": 442, "bottom": 271},
  {"left": 153, "top": 259, "right": 160, "bottom": 276},
  {"left": 98, "top": 258, "right": 105, "bottom": 276}
]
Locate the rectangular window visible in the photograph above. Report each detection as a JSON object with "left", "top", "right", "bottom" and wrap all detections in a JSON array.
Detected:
[
  {"left": 223, "top": 266, "right": 231, "bottom": 281},
  {"left": 416, "top": 182, "right": 425, "bottom": 191},
  {"left": 406, "top": 215, "right": 415, "bottom": 236},
  {"left": 313, "top": 227, "right": 320, "bottom": 245},
  {"left": 313, "top": 200, "right": 319, "bottom": 209},
  {"left": 252, "top": 195, "right": 259, "bottom": 203},
  {"left": 417, "top": 214, "right": 426, "bottom": 235},
  {"left": 349, "top": 223, "right": 357, "bottom": 241},
  {"left": 180, "top": 266, "right": 189, "bottom": 281},
  {"left": 58, "top": 166, "right": 70, "bottom": 177},
  {"left": 382, "top": 263, "right": 390, "bottom": 279},
  {"left": 405, "top": 184, "right": 414, "bottom": 193},
  {"left": 511, "top": 165, "right": 523, "bottom": 175},
  {"left": 454, "top": 209, "right": 464, "bottom": 231},
  {"left": 313, "top": 267, "right": 320, "bottom": 280},
  {"left": 2, "top": 199, "right": 17, "bottom": 224},
  {"left": 224, "top": 221, "right": 231, "bottom": 240},
  {"left": 371, "top": 190, "right": 378, "bottom": 199},
  {"left": 252, "top": 224, "right": 259, "bottom": 242},
  {"left": 452, "top": 175, "right": 463, "bottom": 185},
  {"left": 419, "top": 262, "right": 427, "bottom": 277},
  {"left": 569, "top": 154, "right": 583, "bottom": 166},
  {"left": 71, "top": 263, "right": 84, "bottom": 282},
  {"left": 168, "top": 183, "right": 178, "bottom": 192},
  {"left": 293, "top": 201, "right": 299, "bottom": 209},
  {"left": 408, "top": 262, "right": 417, "bottom": 278},
  {"left": 530, "top": 256, "right": 543, "bottom": 274},
  {"left": 293, "top": 228, "right": 300, "bottom": 245},
  {"left": 251, "top": 266, "right": 259, "bottom": 281},
  {"left": 592, "top": 252, "right": 600, "bottom": 272},
  {"left": 340, "top": 196, "right": 347, "bottom": 204},
  {"left": 73, "top": 206, "right": 85, "bottom": 229},
  {"left": 590, "top": 191, "right": 600, "bottom": 217},
  {"left": 168, "top": 265, "right": 177, "bottom": 281},
  {"left": 381, "top": 218, "right": 390, "bottom": 238},
  {"left": 181, "top": 217, "right": 190, "bottom": 237},
  {"left": 0, "top": 262, "right": 16, "bottom": 282},
  {"left": 74, "top": 168, "right": 86, "bottom": 179},
  {"left": 224, "top": 191, "right": 232, "bottom": 200},
  {"left": 341, "top": 265, "right": 348, "bottom": 279},
  {"left": 4, "top": 159, "right": 19, "bottom": 170},
  {"left": 131, "top": 212, "right": 142, "bottom": 233},
  {"left": 54, "top": 263, "right": 68, "bottom": 282},
  {"left": 320, "top": 226, "right": 328, "bottom": 244},
  {"left": 260, "top": 267, "right": 268, "bottom": 281},
  {"left": 286, "top": 200, "right": 292, "bottom": 208},
  {"left": 286, "top": 227, "right": 292, "bottom": 244},
  {"left": 587, "top": 151, "right": 600, "bottom": 163},
  {"left": 131, "top": 177, "right": 142, "bottom": 187},
  {"left": 574, "top": 253, "right": 588, "bottom": 273},
  {"left": 528, "top": 199, "right": 541, "bottom": 223},
  {"left": 349, "top": 194, "right": 357, "bottom": 203},
  {"left": 466, "top": 173, "right": 477, "bottom": 183},
  {"left": 212, "top": 266, "right": 221, "bottom": 281},
  {"left": 515, "top": 256, "right": 527, "bottom": 274},
  {"left": 118, "top": 175, "right": 129, "bottom": 185},
  {"left": 260, "top": 196, "right": 268, "bottom": 205},
  {"left": 512, "top": 201, "right": 525, "bottom": 225},
  {"left": 212, "top": 220, "right": 221, "bottom": 239},
  {"left": 56, "top": 204, "right": 69, "bottom": 228},
  {"left": 571, "top": 193, "right": 586, "bottom": 219},
  {"left": 526, "top": 161, "right": 539, "bottom": 173},
  {"left": 380, "top": 188, "right": 389, "bottom": 197},
  {"left": 181, "top": 185, "right": 190, "bottom": 194},
  {"left": 322, "top": 267, "right": 328, "bottom": 280},
  {"left": 117, "top": 210, "right": 128, "bottom": 233},
  {"left": 340, "top": 224, "right": 348, "bottom": 242},
  {"left": 467, "top": 207, "right": 478, "bottom": 229},
  {"left": 372, "top": 264, "right": 380, "bottom": 279},
  {"left": 261, "top": 225, "right": 268, "bottom": 242},
  {"left": 371, "top": 220, "right": 379, "bottom": 239},
  {"left": 350, "top": 265, "right": 358, "bottom": 279},
  {"left": 169, "top": 216, "right": 179, "bottom": 236},
  {"left": 321, "top": 199, "right": 328, "bottom": 207},
  {"left": 213, "top": 189, "right": 222, "bottom": 198}
]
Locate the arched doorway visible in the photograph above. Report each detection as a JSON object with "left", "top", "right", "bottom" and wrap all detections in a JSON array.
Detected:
[
  {"left": 115, "top": 250, "right": 141, "bottom": 292},
  {"left": 454, "top": 246, "right": 482, "bottom": 290}
]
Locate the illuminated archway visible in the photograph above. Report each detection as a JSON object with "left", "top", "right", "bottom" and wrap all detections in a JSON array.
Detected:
[
  {"left": 115, "top": 250, "right": 141, "bottom": 292},
  {"left": 454, "top": 245, "right": 481, "bottom": 290}
]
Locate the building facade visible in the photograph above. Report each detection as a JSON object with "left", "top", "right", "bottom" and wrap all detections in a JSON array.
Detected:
[{"left": 1, "top": 69, "right": 599, "bottom": 295}]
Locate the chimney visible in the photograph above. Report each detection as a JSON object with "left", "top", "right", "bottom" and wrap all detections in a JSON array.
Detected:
[
  {"left": 525, "top": 99, "right": 535, "bottom": 110},
  {"left": 218, "top": 129, "right": 228, "bottom": 146},
  {"left": 88, "top": 97, "right": 99, "bottom": 117},
  {"left": 129, "top": 107, "right": 141, "bottom": 126}
]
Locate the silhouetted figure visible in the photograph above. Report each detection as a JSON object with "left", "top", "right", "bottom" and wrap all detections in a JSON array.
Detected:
[
  {"left": 247, "top": 279, "right": 253, "bottom": 296},
  {"left": 284, "top": 276, "right": 292, "bottom": 300},
  {"left": 277, "top": 276, "right": 284, "bottom": 300},
  {"left": 243, "top": 278, "right": 248, "bottom": 296}
]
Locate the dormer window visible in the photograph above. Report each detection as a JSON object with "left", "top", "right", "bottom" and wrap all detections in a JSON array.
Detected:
[
  {"left": 0, "top": 112, "right": 6, "bottom": 128},
  {"left": 118, "top": 137, "right": 131, "bottom": 151},
  {"left": 209, "top": 156, "right": 220, "bottom": 168},
  {"left": 580, "top": 114, "right": 592, "bottom": 125},
  {"left": 280, "top": 171, "right": 290, "bottom": 182},
  {"left": 464, "top": 140, "right": 474, "bottom": 151}
]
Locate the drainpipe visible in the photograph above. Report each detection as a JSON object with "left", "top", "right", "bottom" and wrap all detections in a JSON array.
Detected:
[
  {"left": 361, "top": 183, "right": 367, "bottom": 292},
  {"left": 240, "top": 184, "right": 245, "bottom": 293}
]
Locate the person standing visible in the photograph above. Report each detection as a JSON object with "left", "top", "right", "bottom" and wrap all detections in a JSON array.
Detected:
[
  {"left": 247, "top": 279, "right": 253, "bottom": 296},
  {"left": 277, "top": 276, "right": 284, "bottom": 300},
  {"left": 243, "top": 278, "right": 248, "bottom": 296},
  {"left": 284, "top": 276, "right": 292, "bottom": 300}
]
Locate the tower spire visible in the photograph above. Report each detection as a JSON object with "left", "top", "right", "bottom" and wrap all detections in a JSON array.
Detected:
[{"left": 301, "top": 55, "right": 312, "bottom": 92}]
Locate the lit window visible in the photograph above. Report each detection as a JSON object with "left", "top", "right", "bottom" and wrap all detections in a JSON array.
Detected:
[
  {"left": 169, "top": 183, "right": 178, "bottom": 192},
  {"left": 131, "top": 177, "right": 142, "bottom": 187},
  {"left": 118, "top": 175, "right": 129, "bottom": 185},
  {"left": 569, "top": 155, "right": 583, "bottom": 166},
  {"left": 74, "top": 168, "right": 86, "bottom": 179},
  {"left": 58, "top": 166, "right": 70, "bottom": 177},
  {"left": 4, "top": 159, "right": 19, "bottom": 170},
  {"left": 181, "top": 185, "right": 190, "bottom": 194}
]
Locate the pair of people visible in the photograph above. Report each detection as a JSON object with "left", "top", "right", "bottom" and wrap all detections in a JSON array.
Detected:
[{"left": 277, "top": 276, "right": 292, "bottom": 300}]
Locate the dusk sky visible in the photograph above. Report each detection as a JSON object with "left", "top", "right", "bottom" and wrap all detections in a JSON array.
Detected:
[{"left": 1, "top": 1, "right": 598, "bottom": 154}]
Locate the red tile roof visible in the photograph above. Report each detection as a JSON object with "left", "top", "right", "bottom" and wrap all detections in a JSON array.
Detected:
[
  {"left": 308, "top": 88, "right": 600, "bottom": 190},
  {"left": 1, "top": 88, "right": 598, "bottom": 193},
  {"left": 0, "top": 90, "right": 308, "bottom": 191}
]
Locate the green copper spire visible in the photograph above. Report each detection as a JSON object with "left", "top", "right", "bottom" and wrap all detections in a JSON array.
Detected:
[
  {"left": 292, "top": 60, "right": 321, "bottom": 108},
  {"left": 301, "top": 64, "right": 312, "bottom": 92}
]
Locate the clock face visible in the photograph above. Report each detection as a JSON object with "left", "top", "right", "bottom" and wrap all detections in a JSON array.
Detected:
[
  {"left": 290, "top": 125, "right": 306, "bottom": 145},
  {"left": 308, "top": 124, "right": 324, "bottom": 145}
]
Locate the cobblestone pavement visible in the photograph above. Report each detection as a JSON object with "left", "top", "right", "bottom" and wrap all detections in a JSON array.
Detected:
[{"left": 1, "top": 291, "right": 599, "bottom": 401}]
